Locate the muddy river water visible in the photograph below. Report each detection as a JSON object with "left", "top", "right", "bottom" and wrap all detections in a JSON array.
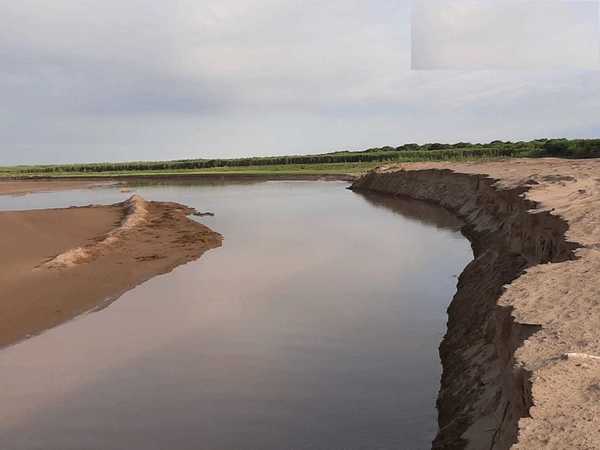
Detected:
[{"left": 0, "top": 180, "right": 472, "bottom": 450}]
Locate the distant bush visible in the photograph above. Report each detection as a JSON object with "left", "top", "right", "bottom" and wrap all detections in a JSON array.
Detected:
[
  {"left": 427, "top": 143, "right": 450, "bottom": 150},
  {"left": 396, "top": 143, "right": 419, "bottom": 151},
  {"left": 528, "top": 139, "right": 600, "bottom": 158}
]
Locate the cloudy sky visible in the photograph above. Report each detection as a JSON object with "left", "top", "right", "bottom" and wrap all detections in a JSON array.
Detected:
[
  {"left": 1, "top": 0, "right": 599, "bottom": 165},
  {"left": 413, "top": 0, "right": 599, "bottom": 69}
]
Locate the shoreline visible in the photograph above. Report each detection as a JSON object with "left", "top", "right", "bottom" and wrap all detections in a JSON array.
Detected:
[
  {"left": 0, "top": 174, "right": 355, "bottom": 197},
  {"left": 0, "top": 193, "right": 221, "bottom": 348},
  {"left": 352, "top": 158, "right": 600, "bottom": 449},
  {"left": 0, "top": 172, "right": 357, "bottom": 183},
  {"left": 0, "top": 179, "right": 118, "bottom": 196}
]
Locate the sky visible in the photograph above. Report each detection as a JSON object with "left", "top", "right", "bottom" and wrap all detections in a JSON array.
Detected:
[
  {"left": 413, "top": 0, "right": 599, "bottom": 69},
  {"left": 1, "top": 0, "right": 599, "bottom": 165}
]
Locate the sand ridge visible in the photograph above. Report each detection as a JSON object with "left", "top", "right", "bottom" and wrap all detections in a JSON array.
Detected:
[
  {"left": 0, "top": 193, "right": 221, "bottom": 348},
  {"left": 42, "top": 195, "right": 149, "bottom": 268}
]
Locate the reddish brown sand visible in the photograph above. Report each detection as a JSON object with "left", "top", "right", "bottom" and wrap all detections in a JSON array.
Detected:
[{"left": 0, "top": 190, "right": 221, "bottom": 348}]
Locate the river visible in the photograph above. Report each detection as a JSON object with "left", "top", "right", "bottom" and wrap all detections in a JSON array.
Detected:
[{"left": 0, "top": 180, "right": 472, "bottom": 450}]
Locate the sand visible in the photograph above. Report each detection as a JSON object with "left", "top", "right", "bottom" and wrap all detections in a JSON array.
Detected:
[
  {"left": 0, "top": 179, "right": 116, "bottom": 196},
  {"left": 354, "top": 158, "right": 600, "bottom": 449},
  {"left": 0, "top": 192, "right": 221, "bottom": 348}
]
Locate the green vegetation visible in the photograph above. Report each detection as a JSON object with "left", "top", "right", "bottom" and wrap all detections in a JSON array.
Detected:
[
  {"left": 1, "top": 138, "right": 598, "bottom": 178},
  {"left": 0, "top": 162, "right": 385, "bottom": 178},
  {"left": 526, "top": 138, "right": 600, "bottom": 158}
]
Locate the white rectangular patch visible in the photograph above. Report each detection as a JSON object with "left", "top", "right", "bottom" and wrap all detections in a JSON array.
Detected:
[{"left": 412, "top": 0, "right": 600, "bottom": 69}]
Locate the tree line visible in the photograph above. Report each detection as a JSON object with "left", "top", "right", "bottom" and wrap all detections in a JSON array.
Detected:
[{"left": 6, "top": 138, "right": 600, "bottom": 174}]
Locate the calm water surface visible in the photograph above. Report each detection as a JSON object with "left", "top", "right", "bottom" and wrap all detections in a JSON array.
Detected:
[{"left": 0, "top": 181, "right": 472, "bottom": 450}]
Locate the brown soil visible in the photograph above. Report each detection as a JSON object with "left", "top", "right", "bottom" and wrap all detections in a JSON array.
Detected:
[
  {"left": 352, "top": 158, "right": 600, "bottom": 450},
  {"left": 0, "top": 194, "right": 221, "bottom": 348}
]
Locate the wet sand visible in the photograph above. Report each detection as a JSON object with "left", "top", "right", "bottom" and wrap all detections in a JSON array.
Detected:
[
  {"left": 0, "top": 175, "right": 354, "bottom": 198},
  {"left": 0, "top": 179, "right": 116, "bottom": 196},
  {"left": 0, "top": 192, "right": 221, "bottom": 348}
]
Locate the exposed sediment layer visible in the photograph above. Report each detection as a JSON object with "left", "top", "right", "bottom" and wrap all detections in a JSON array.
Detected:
[
  {"left": 0, "top": 195, "right": 222, "bottom": 348},
  {"left": 351, "top": 159, "right": 600, "bottom": 450},
  {"left": 42, "top": 195, "right": 150, "bottom": 269}
]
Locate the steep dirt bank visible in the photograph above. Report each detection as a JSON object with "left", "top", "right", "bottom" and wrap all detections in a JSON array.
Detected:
[
  {"left": 0, "top": 195, "right": 221, "bottom": 348},
  {"left": 351, "top": 159, "right": 600, "bottom": 450}
]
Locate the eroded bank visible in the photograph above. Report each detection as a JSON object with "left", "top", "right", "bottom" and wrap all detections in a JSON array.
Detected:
[{"left": 351, "top": 159, "right": 600, "bottom": 450}]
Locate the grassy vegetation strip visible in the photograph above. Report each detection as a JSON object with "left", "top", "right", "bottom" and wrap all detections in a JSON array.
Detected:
[{"left": 2, "top": 138, "right": 598, "bottom": 177}]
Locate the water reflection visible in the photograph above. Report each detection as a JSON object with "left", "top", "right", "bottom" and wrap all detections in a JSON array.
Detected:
[{"left": 355, "top": 191, "right": 464, "bottom": 231}]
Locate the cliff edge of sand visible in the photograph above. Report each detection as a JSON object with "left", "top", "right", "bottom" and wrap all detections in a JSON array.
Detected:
[{"left": 352, "top": 158, "right": 600, "bottom": 450}]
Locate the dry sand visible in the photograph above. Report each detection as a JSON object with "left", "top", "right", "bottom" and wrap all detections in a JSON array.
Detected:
[
  {"left": 0, "top": 191, "right": 221, "bottom": 348},
  {"left": 355, "top": 158, "right": 600, "bottom": 449}
]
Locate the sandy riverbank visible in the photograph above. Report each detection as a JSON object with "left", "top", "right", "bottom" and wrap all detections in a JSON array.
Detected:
[
  {"left": 0, "top": 193, "right": 221, "bottom": 348},
  {"left": 0, "top": 174, "right": 355, "bottom": 194},
  {"left": 0, "top": 179, "right": 117, "bottom": 196},
  {"left": 352, "top": 158, "right": 600, "bottom": 450}
]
